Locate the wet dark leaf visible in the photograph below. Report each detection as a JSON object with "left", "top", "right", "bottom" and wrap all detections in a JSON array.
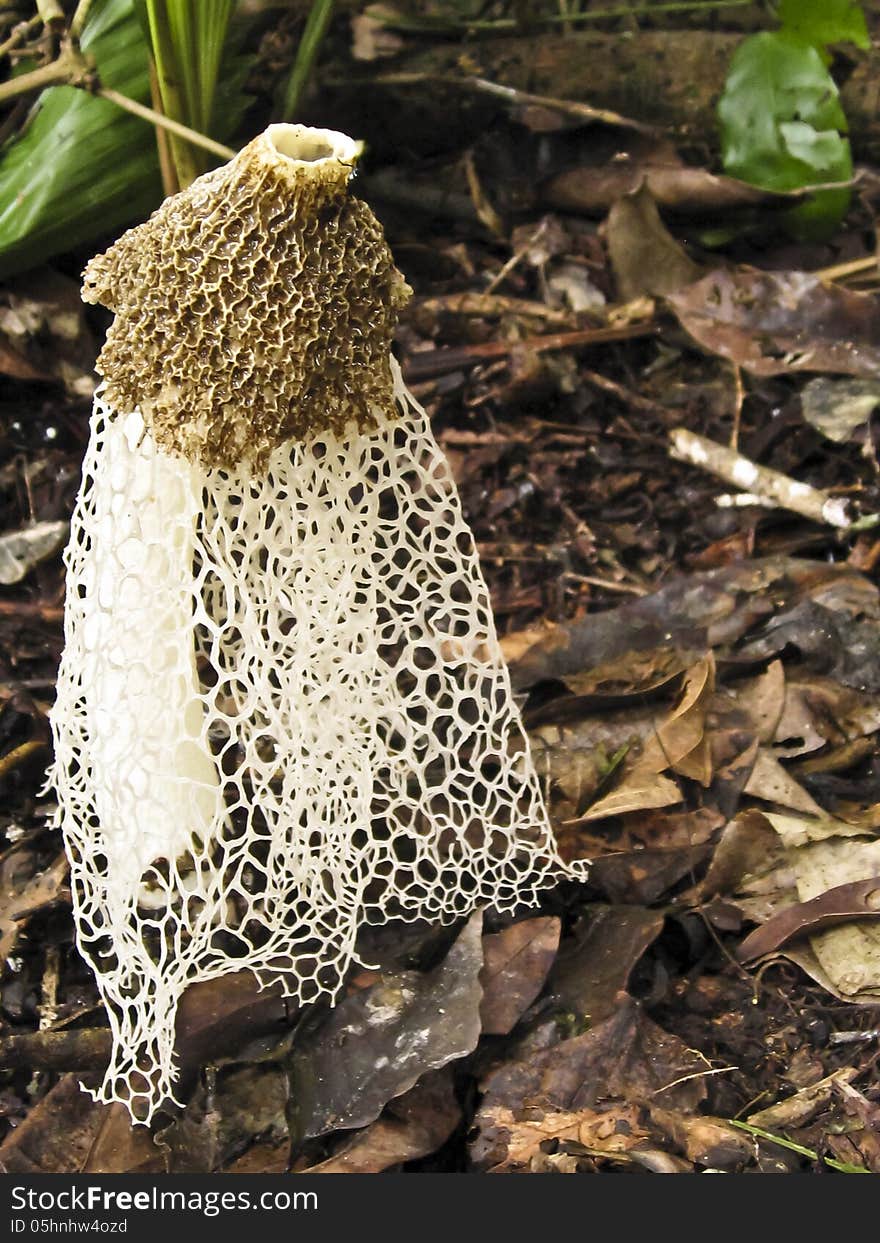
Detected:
[{"left": 288, "top": 911, "right": 483, "bottom": 1140}]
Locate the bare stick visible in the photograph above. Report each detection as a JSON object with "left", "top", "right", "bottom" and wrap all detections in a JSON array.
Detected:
[
  {"left": 669, "top": 426, "right": 861, "bottom": 529},
  {"left": 96, "top": 87, "right": 235, "bottom": 161}
]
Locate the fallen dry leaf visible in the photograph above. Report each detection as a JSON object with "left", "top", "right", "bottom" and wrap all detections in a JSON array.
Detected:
[
  {"left": 667, "top": 268, "right": 880, "bottom": 380},
  {"left": 479, "top": 917, "right": 561, "bottom": 1035},
  {"left": 0, "top": 851, "right": 69, "bottom": 962},
  {"left": 0, "top": 1074, "right": 106, "bottom": 1174},
  {"left": 605, "top": 184, "right": 703, "bottom": 301},
  {"left": 548, "top": 905, "right": 664, "bottom": 1022},
  {"left": 651, "top": 1107, "right": 753, "bottom": 1170},
  {"left": 737, "top": 876, "right": 880, "bottom": 962},
  {"left": 476, "top": 1101, "right": 648, "bottom": 1172}
]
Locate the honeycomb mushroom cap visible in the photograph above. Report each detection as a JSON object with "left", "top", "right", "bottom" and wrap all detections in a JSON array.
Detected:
[{"left": 82, "top": 125, "right": 411, "bottom": 469}]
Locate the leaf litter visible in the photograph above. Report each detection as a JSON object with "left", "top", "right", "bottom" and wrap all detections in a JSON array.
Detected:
[{"left": 3, "top": 33, "right": 880, "bottom": 1173}]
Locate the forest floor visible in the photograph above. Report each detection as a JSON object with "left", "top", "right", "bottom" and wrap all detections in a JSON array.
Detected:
[{"left": 1, "top": 7, "right": 880, "bottom": 1175}]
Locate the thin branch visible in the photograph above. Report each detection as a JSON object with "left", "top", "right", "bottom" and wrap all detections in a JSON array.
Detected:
[
  {"left": 0, "top": 40, "right": 92, "bottom": 105},
  {"left": 403, "top": 321, "right": 659, "bottom": 383},
  {"left": 0, "top": 14, "right": 42, "bottom": 61},
  {"left": 96, "top": 86, "right": 235, "bottom": 161},
  {"left": 669, "top": 426, "right": 874, "bottom": 530},
  {"left": 70, "top": 0, "right": 98, "bottom": 41},
  {"left": 35, "top": 0, "right": 64, "bottom": 25}
]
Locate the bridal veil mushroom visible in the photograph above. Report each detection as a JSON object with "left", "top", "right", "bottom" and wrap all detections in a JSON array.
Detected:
[{"left": 48, "top": 124, "right": 587, "bottom": 1122}]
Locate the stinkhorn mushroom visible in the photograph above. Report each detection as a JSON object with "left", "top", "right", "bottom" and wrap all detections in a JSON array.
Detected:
[{"left": 49, "top": 123, "right": 586, "bottom": 1122}]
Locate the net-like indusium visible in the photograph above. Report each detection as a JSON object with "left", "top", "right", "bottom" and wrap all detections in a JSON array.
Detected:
[{"left": 48, "top": 125, "right": 587, "bottom": 1123}]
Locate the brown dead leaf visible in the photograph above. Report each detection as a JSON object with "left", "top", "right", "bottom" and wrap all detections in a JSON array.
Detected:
[
  {"left": 477, "top": 1101, "right": 648, "bottom": 1172},
  {"left": 701, "top": 809, "right": 796, "bottom": 925},
  {"left": 512, "top": 555, "right": 868, "bottom": 690},
  {"left": 174, "top": 970, "right": 291, "bottom": 1075},
  {"left": 589, "top": 845, "right": 709, "bottom": 905},
  {"left": 224, "top": 1142, "right": 288, "bottom": 1174},
  {"left": 744, "top": 749, "right": 824, "bottom": 816},
  {"left": 0, "top": 851, "right": 69, "bottom": 962},
  {"left": 651, "top": 1107, "right": 753, "bottom": 1170},
  {"left": 606, "top": 185, "right": 703, "bottom": 301},
  {"left": 575, "top": 769, "right": 682, "bottom": 821},
  {"left": 304, "top": 1069, "right": 460, "bottom": 1173},
  {"left": 667, "top": 269, "right": 880, "bottom": 380},
  {"left": 0, "top": 1074, "right": 107, "bottom": 1173},
  {"left": 471, "top": 997, "right": 709, "bottom": 1169},
  {"left": 540, "top": 132, "right": 815, "bottom": 217},
  {"left": 653, "top": 656, "right": 714, "bottom": 784},
  {"left": 480, "top": 917, "right": 561, "bottom": 1035},
  {"left": 763, "top": 812, "right": 880, "bottom": 1001},
  {"left": 548, "top": 905, "right": 664, "bottom": 1022},
  {"left": 737, "top": 876, "right": 880, "bottom": 962},
  {"left": 733, "top": 660, "right": 787, "bottom": 744},
  {"left": 83, "top": 1103, "right": 163, "bottom": 1174}
]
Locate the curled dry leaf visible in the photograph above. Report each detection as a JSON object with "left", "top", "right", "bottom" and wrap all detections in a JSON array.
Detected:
[
  {"left": 650, "top": 1107, "right": 753, "bottom": 1171},
  {"left": 738, "top": 877, "right": 880, "bottom": 962},
  {"left": 476, "top": 1102, "right": 649, "bottom": 1173},
  {"left": 667, "top": 269, "right": 880, "bottom": 380},
  {"left": 605, "top": 185, "right": 703, "bottom": 302},
  {"left": 763, "top": 812, "right": 880, "bottom": 1001}
]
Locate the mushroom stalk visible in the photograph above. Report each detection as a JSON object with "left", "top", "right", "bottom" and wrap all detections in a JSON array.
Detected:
[{"left": 49, "top": 124, "right": 587, "bottom": 1122}]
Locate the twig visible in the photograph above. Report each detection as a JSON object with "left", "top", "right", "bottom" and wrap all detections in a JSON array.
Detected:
[
  {"left": 581, "top": 368, "right": 675, "bottom": 421},
  {"left": 729, "top": 363, "right": 744, "bottom": 449},
  {"left": 70, "top": 0, "right": 98, "bottom": 41},
  {"left": 0, "top": 14, "right": 42, "bottom": 61},
  {"left": 0, "top": 28, "right": 234, "bottom": 167},
  {"left": 403, "top": 321, "right": 658, "bottom": 383},
  {"left": 96, "top": 86, "right": 235, "bottom": 161},
  {"left": 484, "top": 220, "right": 550, "bottom": 295},
  {"left": 0, "top": 599, "right": 64, "bottom": 622},
  {"left": 815, "top": 256, "right": 878, "bottom": 284},
  {"left": 0, "top": 39, "right": 92, "bottom": 104},
  {"left": 35, "top": 0, "right": 64, "bottom": 25},
  {"left": 669, "top": 426, "right": 870, "bottom": 530}
]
